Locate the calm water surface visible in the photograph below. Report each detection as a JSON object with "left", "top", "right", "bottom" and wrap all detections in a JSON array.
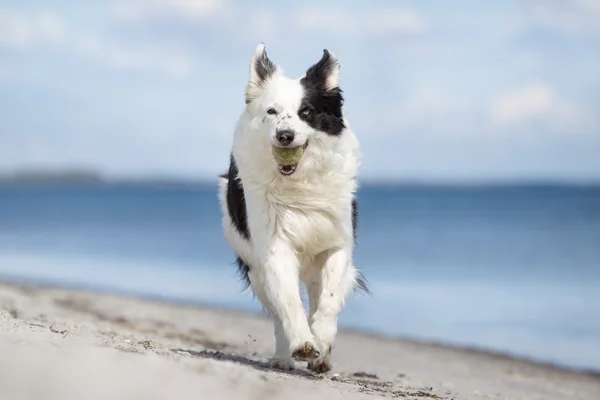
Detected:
[{"left": 1, "top": 184, "right": 599, "bottom": 371}]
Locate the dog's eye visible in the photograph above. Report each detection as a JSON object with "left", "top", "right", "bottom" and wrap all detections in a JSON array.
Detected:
[
  {"left": 266, "top": 108, "right": 278, "bottom": 115},
  {"left": 299, "top": 107, "right": 312, "bottom": 118}
]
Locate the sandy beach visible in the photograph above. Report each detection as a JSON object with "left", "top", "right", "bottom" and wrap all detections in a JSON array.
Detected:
[{"left": 0, "top": 281, "right": 598, "bottom": 400}]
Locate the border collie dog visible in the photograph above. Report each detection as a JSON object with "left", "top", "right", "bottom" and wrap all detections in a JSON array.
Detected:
[{"left": 219, "top": 43, "right": 368, "bottom": 373}]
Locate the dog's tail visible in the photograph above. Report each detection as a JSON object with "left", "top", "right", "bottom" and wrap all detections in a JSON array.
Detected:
[{"left": 355, "top": 269, "right": 371, "bottom": 296}]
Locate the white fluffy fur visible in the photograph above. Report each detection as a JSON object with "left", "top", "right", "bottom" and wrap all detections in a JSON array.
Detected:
[{"left": 219, "top": 44, "right": 362, "bottom": 371}]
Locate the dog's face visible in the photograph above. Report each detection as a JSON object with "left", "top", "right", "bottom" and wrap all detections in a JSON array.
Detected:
[{"left": 243, "top": 44, "right": 346, "bottom": 176}]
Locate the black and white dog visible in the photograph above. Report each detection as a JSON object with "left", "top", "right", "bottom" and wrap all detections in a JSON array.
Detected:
[{"left": 219, "top": 44, "right": 367, "bottom": 373}]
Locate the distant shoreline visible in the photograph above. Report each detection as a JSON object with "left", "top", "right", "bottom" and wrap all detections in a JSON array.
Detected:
[
  {"left": 2, "top": 168, "right": 600, "bottom": 188},
  {"left": 2, "top": 176, "right": 600, "bottom": 189}
]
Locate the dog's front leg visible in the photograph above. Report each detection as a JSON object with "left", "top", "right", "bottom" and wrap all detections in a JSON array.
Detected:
[
  {"left": 306, "top": 247, "right": 356, "bottom": 373},
  {"left": 248, "top": 238, "right": 319, "bottom": 370}
]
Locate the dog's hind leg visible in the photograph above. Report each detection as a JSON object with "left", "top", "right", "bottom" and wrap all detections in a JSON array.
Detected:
[
  {"left": 248, "top": 237, "right": 319, "bottom": 368},
  {"left": 305, "top": 247, "right": 357, "bottom": 373}
]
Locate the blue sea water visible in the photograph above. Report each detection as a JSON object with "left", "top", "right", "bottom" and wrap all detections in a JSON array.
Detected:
[{"left": 1, "top": 184, "right": 599, "bottom": 372}]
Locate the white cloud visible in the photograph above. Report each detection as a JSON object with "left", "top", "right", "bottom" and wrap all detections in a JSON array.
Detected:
[
  {"left": 245, "top": 10, "right": 279, "bottom": 38},
  {"left": 575, "top": 0, "right": 600, "bottom": 19},
  {"left": 113, "top": 3, "right": 425, "bottom": 39},
  {"left": 113, "top": 0, "right": 228, "bottom": 22},
  {"left": 293, "top": 9, "right": 354, "bottom": 34},
  {"left": 491, "top": 83, "right": 554, "bottom": 124},
  {"left": 390, "top": 86, "right": 474, "bottom": 129},
  {"left": 526, "top": 0, "right": 600, "bottom": 37},
  {"left": 378, "top": 83, "right": 592, "bottom": 137},
  {"left": 366, "top": 9, "right": 425, "bottom": 36},
  {"left": 292, "top": 8, "right": 425, "bottom": 37},
  {"left": 73, "top": 36, "right": 193, "bottom": 79},
  {"left": 163, "top": 56, "right": 193, "bottom": 79},
  {"left": 394, "top": 88, "right": 457, "bottom": 124},
  {"left": 350, "top": 86, "right": 480, "bottom": 138},
  {"left": 0, "top": 9, "right": 65, "bottom": 47},
  {"left": 490, "top": 82, "right": 588, "bottom": 130},
  {"left": 0, "top": 7, "right": 194, "bottom": 79}
]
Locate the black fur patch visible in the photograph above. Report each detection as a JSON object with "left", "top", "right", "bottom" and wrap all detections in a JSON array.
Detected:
[
  {"left": 356, "top": 272, "right": 370, "bottom": 295},
  {"left": 222, "top": 155, "right": 253, "bottom": 288},
  {"left": 254, "top": 48, "right": 276, "bottom": 82},
  {"left": 245, "top": 47, "right": 277, "bottom": 105},
  {"left": 299, "top": 50, "right": 345, "bottom": 136},
  {"left": 225, "top": 154, "right": 249, "bottom": 240},
  {"left": 236, "top": 256, "right": 252, "bottom": 290},
  {"left": 221, "top": 154, "right": 250, "bottom": 290}
]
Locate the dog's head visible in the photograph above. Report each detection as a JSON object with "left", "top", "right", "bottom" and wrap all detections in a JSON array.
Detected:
[{"left": 242, "top": 43, "right": 347, "bottom": 177}]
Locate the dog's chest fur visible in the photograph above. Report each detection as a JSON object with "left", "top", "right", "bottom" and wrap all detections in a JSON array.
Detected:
[
  {"left": 226, "top": 153, "right": 356, "bottom": 261},
  {"left": 265, "top": 182, "right": 354, "bottom": 255}
]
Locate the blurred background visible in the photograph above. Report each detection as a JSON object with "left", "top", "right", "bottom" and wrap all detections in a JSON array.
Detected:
[{"left": 1, "top": 0, "right": 599, "bottom": 373}]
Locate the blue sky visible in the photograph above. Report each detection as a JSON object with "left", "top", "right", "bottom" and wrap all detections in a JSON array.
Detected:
[{"left": 1, "top": 0, "right": 599, "bottom": 182}]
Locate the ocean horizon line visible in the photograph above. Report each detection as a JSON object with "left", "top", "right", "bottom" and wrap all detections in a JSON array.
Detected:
[{"left": 1, "top": 170, "right": 600, "bottom": 189}]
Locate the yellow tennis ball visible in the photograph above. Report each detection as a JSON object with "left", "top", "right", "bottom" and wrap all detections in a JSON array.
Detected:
[{"left": 272, "top": 146, "right": 304, "bottom": 166}]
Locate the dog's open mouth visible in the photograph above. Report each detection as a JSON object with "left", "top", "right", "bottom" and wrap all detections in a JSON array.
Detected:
[
  {"left": 273, "top": 141, "right": 308, "bottom": 176},
  {"left": 278, "top": 164, "right": 297, "bottom": 176}
]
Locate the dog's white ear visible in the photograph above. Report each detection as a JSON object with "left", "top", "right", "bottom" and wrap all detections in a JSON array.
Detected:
[
  {"left": 304, "top": 49, "right": 340, "bottom": 91},
  {"left": 245, "top": 43, "right": 278, "bottom": 104}
]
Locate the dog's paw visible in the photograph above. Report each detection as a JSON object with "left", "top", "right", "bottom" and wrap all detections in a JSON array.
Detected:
[
  {"left": 291, "top": 341, "right": 320, "bottom": 361},
  {"left": 307, "top": 359, "right": 332, "bottom": 374},
  {"left": 269, "top": 356, "right": 296, "bottom": 371}
]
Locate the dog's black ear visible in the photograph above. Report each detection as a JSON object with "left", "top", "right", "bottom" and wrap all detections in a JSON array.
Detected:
[
  {"left": 245, "top": 43, "right": 278, "bottom": 104},
  {"left": 304, "top": 49, "right": 340, "bottom": 91}
]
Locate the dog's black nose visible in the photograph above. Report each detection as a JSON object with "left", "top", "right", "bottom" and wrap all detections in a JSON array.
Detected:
[{"left": 275, "top": 130, "right": 295, "bottom": 146}]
